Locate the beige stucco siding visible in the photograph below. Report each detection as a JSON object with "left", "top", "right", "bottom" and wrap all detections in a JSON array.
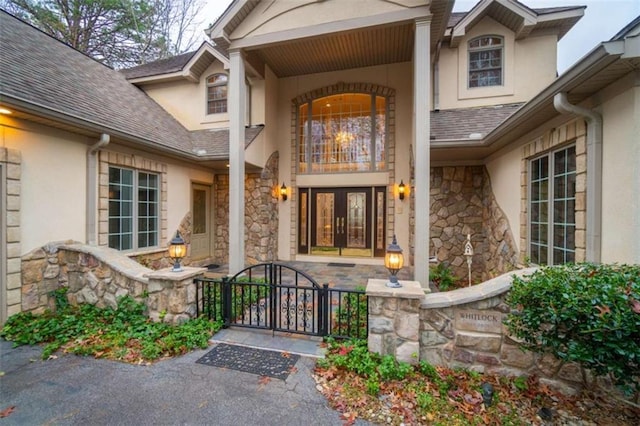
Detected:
[
  {"left": 0, "top": 118, "right": 87, "bottom": 253},
  {"left": 485, "top": 145, "right": 522, "bottom": 253},
  {"left": 231, "top": 0, "right": 426, "bottom": 41},
  {"left": 137, "top": 60, "right": 267, "bottom": 131},
  {"left": 438, "top": 17, "right": 556, "bottom": 110},
  {"left": 274, "top": 61, "right": 413, "bottom": 260},
  {"left": 600, "top": 85, "right": 640, "bottom": 263}
]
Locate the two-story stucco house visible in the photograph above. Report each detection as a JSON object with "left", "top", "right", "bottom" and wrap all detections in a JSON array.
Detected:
[{"left": 1, "top": 0, "right": 639, "bottom": 323}]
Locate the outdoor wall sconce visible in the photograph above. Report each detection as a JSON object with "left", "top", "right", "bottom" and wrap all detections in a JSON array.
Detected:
[
  {"left": 384, "top": 235, "right": 404, "bottom": 288},
  {"left": 464, "top": 233, "right": 474, "bottom": 286},
  {"left": 168, "top": 231, "right": 186, "bottom": 272},
  {"left": 398, "top": 180, "right": 406, "bottom": 201},
  {"left": 280, "top": 182, "right": 288, "bottom": 201}
]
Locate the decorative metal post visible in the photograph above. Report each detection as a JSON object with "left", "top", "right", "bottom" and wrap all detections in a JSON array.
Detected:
[{"left": 464, "top": 234, "right": 474, "bottom": 287}]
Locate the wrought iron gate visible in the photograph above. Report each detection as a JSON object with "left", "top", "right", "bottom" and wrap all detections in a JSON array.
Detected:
[{"left": 194, "top": 262, "right": 367, "bottom": 338}]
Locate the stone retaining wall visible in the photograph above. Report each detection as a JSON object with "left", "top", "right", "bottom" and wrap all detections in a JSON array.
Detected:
[
  {"left": 20, "top": 242, "right": 204, "bottom": 324},
  {"left": 367, "top": 269, "right": 590, "bottom": 395}
]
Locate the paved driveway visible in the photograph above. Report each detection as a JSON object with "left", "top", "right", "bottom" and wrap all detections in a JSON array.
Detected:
[{"left": 0, "top": 340, "right": 349, "bottom": 425}]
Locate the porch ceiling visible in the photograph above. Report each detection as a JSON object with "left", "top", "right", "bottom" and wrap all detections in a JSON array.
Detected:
[{"left": 251, "top": 23, "right": 415, "bottom": 78}]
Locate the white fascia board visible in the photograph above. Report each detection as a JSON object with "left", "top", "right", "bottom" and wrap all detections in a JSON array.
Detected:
[
  {"left": 126, "top": 72, "right": 186, "bottom": 85},
  {"left": 621, "top": 35, "right": 640, "bottom": 59},
  {"left": 229, "top": 6, "right": 430, "bottom": 50},
  {"left": 535, "top": 7, "right": 584, "bottom": 24}
]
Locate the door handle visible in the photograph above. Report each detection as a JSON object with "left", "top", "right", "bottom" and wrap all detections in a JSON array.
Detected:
[
  {"left": 341, "top": 217, "right": 345, "bottom": 234},
  {"left": 336, "top": 217, "right": 340, "bottom": 234}
]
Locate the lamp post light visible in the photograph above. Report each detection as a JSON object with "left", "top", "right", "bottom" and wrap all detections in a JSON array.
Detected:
[
  {"left": 464, "top": 233, "right": 474, "bottom": 286},
  {"left": 279, "top": 182, "right": 288, "bottom": 201},
  {"left": 384, "top": 235, "right": 404, "bottom": 288},
  {"left": 168, "top": 231, "right": 186, "bottom": 272}
]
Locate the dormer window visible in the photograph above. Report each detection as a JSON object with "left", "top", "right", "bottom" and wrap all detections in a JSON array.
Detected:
[
  {"left": 468, "top": 36, "right": 503, "bottom": 88},
  {"left": 207, "top": 73, "right": 228, "bottom": 114}
]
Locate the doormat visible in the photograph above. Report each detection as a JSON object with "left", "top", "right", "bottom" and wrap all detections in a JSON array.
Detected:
[
  {"left": 327, "top": 263, "right": 355, "bottom": 267},
  {"left": 196, "top": 343, "right": 300, "bottom": 380}
]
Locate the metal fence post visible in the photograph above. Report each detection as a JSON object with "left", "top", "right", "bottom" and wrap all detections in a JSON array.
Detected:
[
  {"left": 222, "top": 276, "right": 231, "bottom": 328},
  {"left": 320, "top": 283, "right": 330, "bottom": 336}
]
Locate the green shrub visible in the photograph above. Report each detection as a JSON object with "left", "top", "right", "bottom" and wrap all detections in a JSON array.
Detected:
[
  {"left": 505, "top": 263, "right": 640, "bottom": 394},
  {"left": 0, "top": 295, "right": 221, "bottom": 362},
  {"left": 430, "top": 262, "right": 457, "bottom": 291}
]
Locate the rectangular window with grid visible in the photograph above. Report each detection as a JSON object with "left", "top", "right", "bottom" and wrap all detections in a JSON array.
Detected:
[
  {"left": 529, "top": 146, "right": 576, "bottom": 265},
  {"left": 109, "top": 167, "right": 159, "bottom": 251}
]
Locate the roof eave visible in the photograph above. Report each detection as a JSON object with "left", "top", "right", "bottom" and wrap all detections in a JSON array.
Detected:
[{"left": 1, "top": 94, "right": 201, "bottom": 160}]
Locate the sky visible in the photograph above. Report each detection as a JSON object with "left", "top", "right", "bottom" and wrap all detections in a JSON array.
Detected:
[{"left": 199, "top": 0, "right": 640, "bottom": 74}]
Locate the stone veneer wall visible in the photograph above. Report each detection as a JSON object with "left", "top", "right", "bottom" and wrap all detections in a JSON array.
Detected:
[
  {"left": 368, "top": 268, "right": 592, "bottom": 395},
  {"left": 427, "top": 166, "right": 518, "bottom": 282},
  {"left": 1, "top": 148, "right": 22, "bottom": 321},
  {"left": 20, "top": 242, "right": 203, "bottom": 324},
  {"left": 214, "top": 152, "right": 279, "bottom": 265}
]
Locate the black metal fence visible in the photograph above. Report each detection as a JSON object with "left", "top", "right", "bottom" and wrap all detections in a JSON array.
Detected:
[{"left": 194, "top": 262, "right": 368, "bottom": 339}]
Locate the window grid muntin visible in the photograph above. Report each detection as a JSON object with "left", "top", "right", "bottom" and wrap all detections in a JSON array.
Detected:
[
  {"left": 468, "top": 35, "right": 503, "bottom": 88},
  {"left": 108, "top": 167, "right": 159, "bottom": 251},
  {"left": 297, "top": 93, "right": 387, "bottom": 174},
  {"left": 207, "top": 73, "right": 228, "bottom": 114},
  {"left": 529, "top": 146, "right": 576, "bottom": 265}
]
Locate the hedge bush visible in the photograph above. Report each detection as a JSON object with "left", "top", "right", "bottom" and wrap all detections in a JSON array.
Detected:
[{"left": 504, "top": 263, "right": 640, "bottom": 394}]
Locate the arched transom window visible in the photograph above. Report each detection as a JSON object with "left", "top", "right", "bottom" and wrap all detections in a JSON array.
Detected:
[
  {"left": 298, "top": 93, "right": 387, "bottom": 173},
  {"left": 468, "top": 35, "right": 503, "bottom": 88},
  {"left": 207, "top": 73, "right": 228, "bottom": 114}
]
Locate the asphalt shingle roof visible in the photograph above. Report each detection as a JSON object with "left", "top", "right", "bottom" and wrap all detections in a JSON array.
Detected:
[
  {"left": 120, "top": 50, "right": 198, "bottom": 79},
  {"left": 0, "top": 11, "right": 256, "bottom": 159},
  {"left": 431, "top": 103, "right": 523, "bottom": 141},
  {"left": 0, "top": 11, "right": 194, "bottom": 153}
]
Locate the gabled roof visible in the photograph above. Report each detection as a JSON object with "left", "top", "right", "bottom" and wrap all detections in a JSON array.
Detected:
[
  {"left": 0, "top": 11, "right": 260, "bottom": 163},
  {"left": 121, "top": 42, "right": 229, "bottom": 84},
  {"left": 447, "top": 0, "right": 585, "bottom": 47},
  {"left": 432, "top": 15, "right": 640, "bottom": 162}
]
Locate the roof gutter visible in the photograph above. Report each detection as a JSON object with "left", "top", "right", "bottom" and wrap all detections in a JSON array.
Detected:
[
  {"left": 86, "top": 133, "right": 110, "bottom": 246},
  {"left": 553, "top": 92, "right": 602, "bottom": 263}
]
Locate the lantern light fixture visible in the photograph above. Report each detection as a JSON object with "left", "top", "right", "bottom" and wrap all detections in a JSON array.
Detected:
[
  {"left": 384, "top": 235, "right": 404, "bottom": 288},
  {"left": 168, "top": 231, "right": 186, "bottom": 272},
  {"left": 398, "top": 180, "right": 406, "bottom": 201},
  {"left": 280, "top": 182, "right": 288, "bottom": 201}
]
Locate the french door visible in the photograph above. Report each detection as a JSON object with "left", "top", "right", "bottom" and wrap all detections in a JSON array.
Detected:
[{"left": 298, "top": 187, "right": 386, "bottom": 257}]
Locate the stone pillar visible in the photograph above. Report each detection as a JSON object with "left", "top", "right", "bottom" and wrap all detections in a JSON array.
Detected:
[
  {"left": 228, "top": 49, "right": 246, "bottom": 274},
  {"left": 413, "top": 17, "right": 431, "bottom": 288},
  {"left": 366, "top": 278, "right": 426, "bottom": 364},
  {"left": 145, "top": 267, "right": 206, "bottom": 324}
]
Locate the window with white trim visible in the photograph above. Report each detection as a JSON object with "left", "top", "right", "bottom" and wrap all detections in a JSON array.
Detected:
[
  {"left": 468, "top": 36, "right": 503, "bottom": 88},
  {"left": 207, "top": 73, "right": 228, "bottom": 114},
  {"left": 529, "top": 146, "right": 576, "bottom": 265},
  {"left": 108, "top": 167, "right": 159, "bottom": 250}
]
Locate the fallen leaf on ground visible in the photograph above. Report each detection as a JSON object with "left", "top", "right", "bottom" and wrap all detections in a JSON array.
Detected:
[
  {"left": 0, "top": 406, "right": 16, "bottom": 418},
  {"left": 258, "top": 376, "right": 271, "bottom": 388}
]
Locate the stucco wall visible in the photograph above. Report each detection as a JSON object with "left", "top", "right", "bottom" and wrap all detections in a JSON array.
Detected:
[
  {"left": 230, "top": 0, "right": 423, "bottom": 41},
  {"left": 0, "top": 118, "right": 88, "bottom": 253},
  {"left": 600, "top": 85, "right": 640, "bottom": 263},
  {"left": 437, "top": 17, "right": 556, "bottom": 110}
]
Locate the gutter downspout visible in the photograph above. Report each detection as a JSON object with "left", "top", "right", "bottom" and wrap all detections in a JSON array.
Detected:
[
  {"left": 553, "top": 92, "right": 602, "bottom": 262},
  {"left": 86, "top": 134, "right": 110, "bottom": 245},
  {"left": 433, "top": 40, "right": 442, "bottom": 111}
]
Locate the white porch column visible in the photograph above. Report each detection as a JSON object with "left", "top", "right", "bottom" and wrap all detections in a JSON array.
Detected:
[
  {"left": 413, "top": 17, "right": 431, "bottom": 289},
  {"left": 228, "top": 49, "right": 246, "bottom": 274}
]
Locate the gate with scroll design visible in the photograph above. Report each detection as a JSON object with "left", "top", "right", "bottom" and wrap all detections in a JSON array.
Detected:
[{"left": 194, "top": 262, "right": 367, "bottom": 338}]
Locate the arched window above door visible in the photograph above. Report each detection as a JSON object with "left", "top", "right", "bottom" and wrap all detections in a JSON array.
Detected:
[{"left": 297, "top": 92, "right": 387, "bottom": 174}]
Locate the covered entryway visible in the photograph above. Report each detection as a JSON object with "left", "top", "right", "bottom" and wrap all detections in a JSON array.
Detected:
[{"left": 298, "top": 186, "right": 386, "bottom": 258}]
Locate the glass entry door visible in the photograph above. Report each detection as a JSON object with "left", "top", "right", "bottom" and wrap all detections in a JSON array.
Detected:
[{"left": 299, "top": 187, "right": 386, "bottom": 257}]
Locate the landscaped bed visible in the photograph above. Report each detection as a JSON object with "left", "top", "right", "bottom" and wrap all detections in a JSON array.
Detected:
[{"left": 314, "top": 339, "right": 640, "bottom": 425}]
